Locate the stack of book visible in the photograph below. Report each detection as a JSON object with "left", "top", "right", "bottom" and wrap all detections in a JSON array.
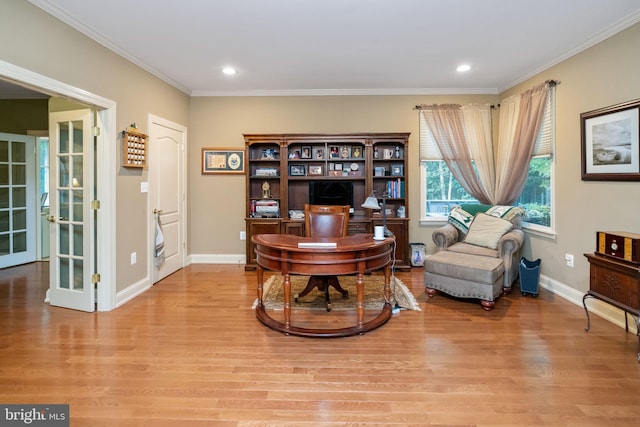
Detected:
[{"left": 251, "top": 199, "right": 280, "bottom": 218}]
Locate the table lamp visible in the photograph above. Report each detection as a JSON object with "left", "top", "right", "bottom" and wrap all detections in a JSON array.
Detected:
[{"left": 361, "top": 191, "right": 393, "bottom": 237}]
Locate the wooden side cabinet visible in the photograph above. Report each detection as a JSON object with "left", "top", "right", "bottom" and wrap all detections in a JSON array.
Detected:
[{"left": 583, "top": 253, "right": 640, "bottom": 362}]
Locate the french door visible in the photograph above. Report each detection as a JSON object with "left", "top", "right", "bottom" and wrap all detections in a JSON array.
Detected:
[
  {"left": 0, "top": 133, "right": 36, "bottom": 269},
  {"left": 47, "top": 110, "right": 95, "bottom": 312}
]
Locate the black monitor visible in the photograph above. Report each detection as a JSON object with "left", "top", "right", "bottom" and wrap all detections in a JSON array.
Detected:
[{"left": 309, "top": 181, "right": 354, "bottom": 213}]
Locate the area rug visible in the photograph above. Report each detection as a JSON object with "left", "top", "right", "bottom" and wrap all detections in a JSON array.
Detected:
[{"left": 252, "top": 274, "right": 421, "bottom": 311}]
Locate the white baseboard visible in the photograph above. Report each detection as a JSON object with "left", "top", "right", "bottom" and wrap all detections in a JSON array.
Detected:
[
  {"left": 188, "top": 253, "right": 246, "bottom": 265},
  {"left": 116, "top": 277, "right": 151, "bottom": 308},
  {"left": 540, "top": 273, "right": 638, "bottom": 334}
]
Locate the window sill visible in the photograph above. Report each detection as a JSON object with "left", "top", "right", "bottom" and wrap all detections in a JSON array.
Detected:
[{"left": 523, "top": 224, "right": 557, "bottom": 240}]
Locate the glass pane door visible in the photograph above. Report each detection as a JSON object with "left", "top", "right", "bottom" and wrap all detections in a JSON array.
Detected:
[{"left": 48, "top": 110, "right": 94, "bottom": 312}]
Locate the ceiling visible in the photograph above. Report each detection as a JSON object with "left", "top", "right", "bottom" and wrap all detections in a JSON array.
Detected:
[{"left": 14, "top": 0, "right": 640, "bottom": 97}]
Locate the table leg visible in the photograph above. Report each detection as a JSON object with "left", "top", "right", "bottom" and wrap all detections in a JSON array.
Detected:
[
  {"left": 582, "top": 293, "right": 592, "bottom": 332},
  {"left": 384, "top": 264, "right": 391, "bottom": 305},
  {"left": 283, "top": 273, "right": 291, "bottom": 330},
  {"left": 356, "top": 271, "right": 364, "bottom": 329},
  {"left": 256, "top": 266, "right": 264, "bottom": 307}
]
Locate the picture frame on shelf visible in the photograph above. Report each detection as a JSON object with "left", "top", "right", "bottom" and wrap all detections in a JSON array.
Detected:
[
  {"left": 329, "top": 146, "right": 340, "bottom": 158},
  {"left": 255, "top": 167, "right": 278, "bottom": 177},
  {"left": 312, "top": 147, "right": 324, "bottom": 159},
  {"left": 374, "top": 166, "right": 386, "bottom": 177},
  {"left": 308, "top": 165, "right": 323, "bottom": 176},
  {"left": 581, "top": 98, "right": 640, "bottom": 181},
  {"left": 261, "top": 148, "right": 277, "bottom": 160},
  {"left": 301, "top": 146, "right": 312, "bottom": 159},
  {"left": 289, "top": 165, "right": 306, "bottom": 176},
  {"left": 334, "top": 163, "right": 343, "bottom": 171},
  {"left": 340, "top": 145, "right": 351, "bottom": 159},
  {"left": 202, "top": 148, "right": 245, "bottom": 174},
  {"left": 391, "top": 164, "right": 404, "bottom": 176},
  {"left": 288, "top": 149, "right": 301, "bottom": 159},
  {"left": 351, "top": 145, "right": 363, "bottom": 159}
]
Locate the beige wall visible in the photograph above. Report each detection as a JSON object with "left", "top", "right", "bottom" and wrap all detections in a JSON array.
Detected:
[
  {"left": 1, "top": 0, "right": 191, "bottom": 291},
  {"left": 188, "top": 94, "right": 497, "bottom": 256},
  {"left": 502, "top": 22, "right": 640, "bottom": 292}
]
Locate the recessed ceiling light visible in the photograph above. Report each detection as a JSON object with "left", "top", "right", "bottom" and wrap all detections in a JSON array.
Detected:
[
  {"left": 222, "top": 67, "right": 237, "bottom": 76},
  {"left": 456, "top": 64, "right": 471, "bottom": 72}
]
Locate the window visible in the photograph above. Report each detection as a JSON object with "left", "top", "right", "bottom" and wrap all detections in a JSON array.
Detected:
[
  {"left": 419, "top": 86, "right": 555, "bottom": 233},
  {"left": 518, "top": 87, "right": 555, "bottom": 232}
]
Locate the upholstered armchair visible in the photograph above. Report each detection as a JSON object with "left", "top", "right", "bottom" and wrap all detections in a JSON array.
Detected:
[{"left": 425, "top": 205, "right": 525, "bottom": 310}]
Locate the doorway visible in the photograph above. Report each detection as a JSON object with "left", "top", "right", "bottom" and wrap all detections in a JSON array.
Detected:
[{"left": 0, "top": 60, "right": 117, "bottom": 311}]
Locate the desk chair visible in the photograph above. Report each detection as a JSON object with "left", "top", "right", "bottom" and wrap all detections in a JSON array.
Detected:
[{"left": 294, "top": 204, "right": 350, "bottom": 311}]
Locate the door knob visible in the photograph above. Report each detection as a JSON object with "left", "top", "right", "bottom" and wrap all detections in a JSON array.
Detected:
[
  {"left": 47, "top": 215, "right": 56, "bottom": 223},
  {"left": 153, "top": 209, "right": 163, "bottom": 215}
]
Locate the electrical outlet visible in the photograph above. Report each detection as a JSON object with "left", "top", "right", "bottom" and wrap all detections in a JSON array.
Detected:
[
  {"left": 131, "top": 252, "right": 137, "bottom": 265},
  {"left": 240, "top": 231, "right": 246, "bottom": 241},
  {"left": 565, "top": 253, "right": 574, "bottom": 267}
]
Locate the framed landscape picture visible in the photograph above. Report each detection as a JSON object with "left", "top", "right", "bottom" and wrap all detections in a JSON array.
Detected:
[{"left": 581, "top": 98, "right": 640, "bottom": 181}]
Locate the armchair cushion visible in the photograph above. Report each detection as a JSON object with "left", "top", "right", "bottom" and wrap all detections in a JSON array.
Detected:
[{"left": 464, "top": 213, "right": 513, "bottom": 250}]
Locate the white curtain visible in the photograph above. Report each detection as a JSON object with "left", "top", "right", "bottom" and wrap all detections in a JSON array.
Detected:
[
  {"left": 420, "top": 105, "right": 493, "bottom": 204},
  {"left": 462, "top": 104, "right": 495, "bottom": 203},
  {"left": 494, "top": 82, "right": 550, "bottom": 204}
]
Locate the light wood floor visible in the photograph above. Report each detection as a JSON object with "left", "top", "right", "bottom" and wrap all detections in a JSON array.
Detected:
[{"left": 1, "top": 262, "right": 639, "bottom": 426}]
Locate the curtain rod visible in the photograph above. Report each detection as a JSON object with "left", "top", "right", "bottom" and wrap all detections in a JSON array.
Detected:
[{"left": 413, "top": 79, "right": 559, "bottom": 110}]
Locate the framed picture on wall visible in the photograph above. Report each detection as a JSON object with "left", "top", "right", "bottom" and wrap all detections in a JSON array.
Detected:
[
  {"left": 581, "top": 98, "right": 640, "bottom": 181},
  {"left": 202, "top": 148, "right": 245, "bottom": 174}
]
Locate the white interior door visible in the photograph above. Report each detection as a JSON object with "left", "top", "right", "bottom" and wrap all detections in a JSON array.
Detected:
[
  {"left": 47, "top": 109, "right": 95, "bottom": 312},
  {"left": 149, "top": 116, "right": 185, "bottom": 283},
  {"left": 0, "top": 133, "right": 36, "bottom": 268}
]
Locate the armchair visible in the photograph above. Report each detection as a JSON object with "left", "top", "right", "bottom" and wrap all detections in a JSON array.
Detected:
[{"left": 425, "top": 205, "right": 525, "bottom": 310}]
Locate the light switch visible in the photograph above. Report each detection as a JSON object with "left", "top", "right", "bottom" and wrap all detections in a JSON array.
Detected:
[{"left": 140, "top": 182, "right": 149, "bottom": 193}]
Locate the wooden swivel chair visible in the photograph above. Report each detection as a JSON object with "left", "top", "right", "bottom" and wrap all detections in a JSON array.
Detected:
[{"left": 294, "top": 204, "right": 350, "bottom": 311}]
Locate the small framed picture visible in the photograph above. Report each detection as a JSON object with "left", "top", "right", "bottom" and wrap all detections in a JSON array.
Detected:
[
  {"left": 261, "top": 148, "right": 277, "bottom": 160},
  {"left": 289, "top": 165, "right": 306, "bottom": 176},
  {"left": 334, "top": 163, "right": 343, "bottom": 171},
  {"left": 391, "top": 164, "right": 404, "bottom": 176},
  {"left": 308, "top": 165, "right": 323, "bottom": 176},
  {"left": 351, "top": 145, "right": 363, "bottom": 159},
  {"left": 288, "top": 149, "right": 301, "bottom": 159},
  {"left": 313, "top": 147, "right": 324, "bottom": 159},
  {"left": 329, "top": 146, "right": 340, "bottom": 158},
  {"left": 374, "top": 166, "right": 386, "bottom": 177},
  {"left": 340, "top": 145, "right": 351, "bottom": 159},
  {"left": 301, "top": 146, "right": 312, "bottom": 159}
]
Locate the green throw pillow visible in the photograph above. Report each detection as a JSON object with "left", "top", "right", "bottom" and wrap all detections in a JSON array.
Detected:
[{"left": 448, "top": 207, "right": 474, "bottom": 234}]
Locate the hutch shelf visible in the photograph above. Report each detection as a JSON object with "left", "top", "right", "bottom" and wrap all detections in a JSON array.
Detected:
[{"left": 244, "top": 133, "right": 411, "bottom": 271}]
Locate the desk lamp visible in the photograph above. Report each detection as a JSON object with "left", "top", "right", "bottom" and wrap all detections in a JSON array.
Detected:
[{"left": 361, "top": 191, "right": 393, "bottom": 237}]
